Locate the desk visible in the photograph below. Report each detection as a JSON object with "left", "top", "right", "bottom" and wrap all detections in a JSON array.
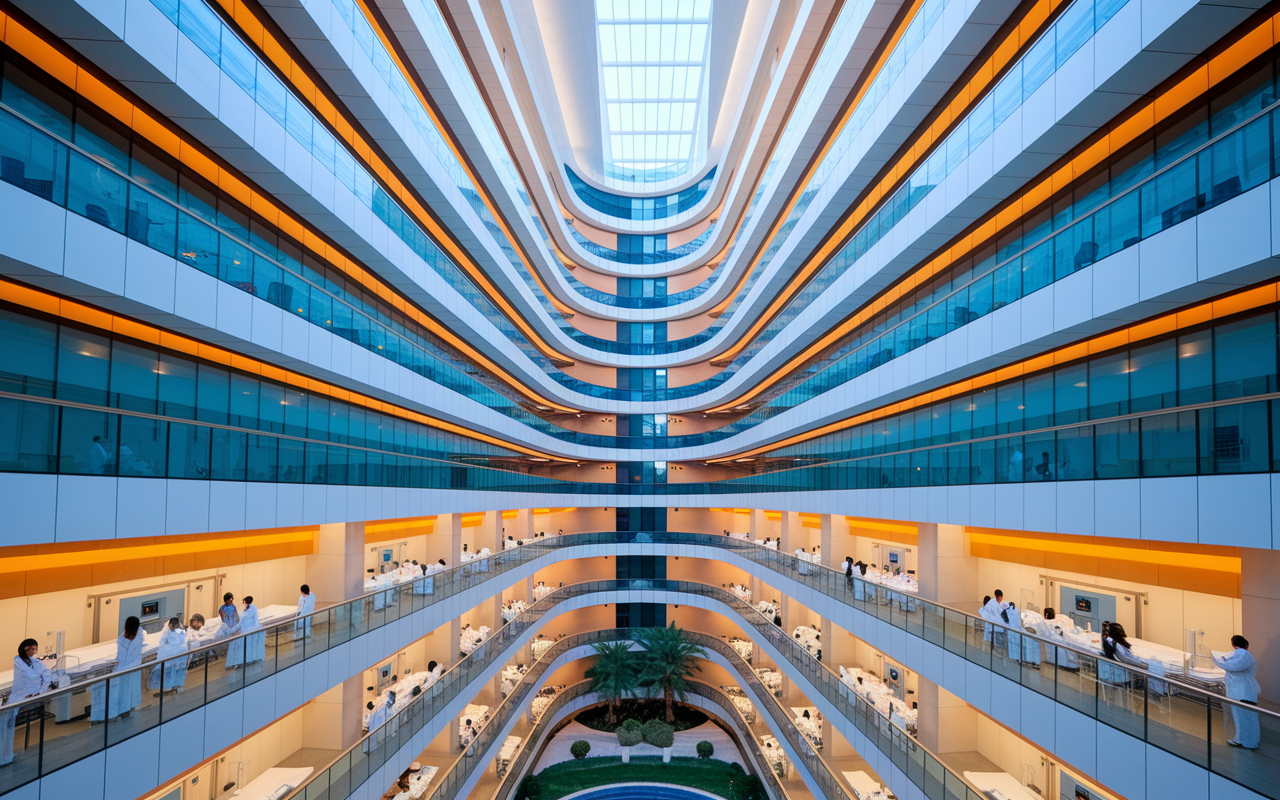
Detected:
[
  {"left": 219, "top": 767, "right": 313, "bottom": 800},
  {"left": 843, "top": 770, "right": 892, "bottom": 800},
  {"left": 963, "top": 771, "right": 1039, "bottom": 800},
  {"left": 497, "top": 735, "right": 522, "bottom": 778}
]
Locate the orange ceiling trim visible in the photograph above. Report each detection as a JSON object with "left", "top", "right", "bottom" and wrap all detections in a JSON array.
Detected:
[
  {"left": 707, "top": 0, "right": 1070, "bottom": 367},
  {"left": 0, "top": 10, "right": 579, "bottom": 413},
  {"left": 0, "top": 278, "right": 573, "bottom": 462},
  {"left": 707, "top": 279, "right": 1280, "bottom": 462},
  {"left": 706, "top": 10, "right": 1280, "bottom": 412},
  {"left": 0, "top": 529, "right": 316, "bottom": 573},
  {"left": 209, "top": 0, "right": 578, "bottom": 358}
]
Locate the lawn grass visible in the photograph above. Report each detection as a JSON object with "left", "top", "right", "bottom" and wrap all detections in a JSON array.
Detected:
[{"left": 532, "top": 755, "right": 747, "bottom": 800}]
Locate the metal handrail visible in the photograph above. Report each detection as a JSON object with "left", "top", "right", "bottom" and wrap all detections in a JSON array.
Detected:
[
  {"left": 531, "top": 532, "right": 1273, "bottom": 717},
  {"left": 286, "top": 580, "right": 1006, "bottom": 800},
  {"left": 5, "top": 546, "right": 534, "bottom": 705},
  {"left": 489, "top": 679, "right": 794, "bottom": 800}
]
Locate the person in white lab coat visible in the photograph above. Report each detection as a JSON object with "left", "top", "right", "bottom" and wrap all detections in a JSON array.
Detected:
[
  {"left": 0, "top": 639, "right": 52, "bottom": 766},
  {"left": 92, "top": 616, "right": 144, "bottom": 721},
  {"left": 362, "top": 693, "right": 394, "bottom": 753},
  {"left": 148, "top": 618, "right": 189, "bottom": 693},
  {"left": 218, "top": 593, "right": 244, "bottom": 668},
  {"left": 1002, "top": 603, "right": 1040, "bottom": 665},
  {"left": 241, "top": 597, "right": 265, "bottom": 665},
  {"left": 295, "top": 585, "right": 316, "bottom": 639},
  {"left": 980, "top": 591, "right": 1008, "bottom": 646},
  {"left": 1214, "top": 635, "right": 1262, "bottom": 749}
]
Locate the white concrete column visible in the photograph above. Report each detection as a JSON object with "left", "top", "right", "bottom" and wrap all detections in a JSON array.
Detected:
[
  {"left": 916, "top": 524, "right": 978, "bottom": 609},
  {"left": 915, "top": 675, "right": 977, "bottom": 754},
  {"left": 748, "top": 509, "right": 766, "bottom": 540},
  {"left": 308, "top": 522, "right": 365, "bottom": 603},
  {"left": 438, "top": 513, "right": 463, "bottom": 568},
  {"left": 821, "top": 514, "right": 848, "bottom": 569},
  {"left": 1242, "top": 547, "right": 1280, "bottom": 696},
  {"left": 303, "top": 675, "right": 367, "bottom": 751},
  {"left": 779, "top": 511, "right": 800, "bottom": 554},
  {"left": 513, "top": 508, "right": 534, "bottom": 541},
  {"left": 481, "top": 510, "right": 501, "bottom": 553}
]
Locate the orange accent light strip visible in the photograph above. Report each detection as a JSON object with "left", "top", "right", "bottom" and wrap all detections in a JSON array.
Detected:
[
  {"left": 0, "top": 277, "right": 573, "bottom": 462},
  {"left": 211, "top": 0, "right": 578, "bottom": 356},
  {"left": 707, "top": 9, "right": 1280, "bottom": 411},
  {"left": 708, "top": 280, "right": 1280, "bottom": 461},
  {"left": 0, "top": 9, "right": 580, "bottom": 413},
  {"left": 706, "top": 0, "right": 1070, "bottom": 367}
]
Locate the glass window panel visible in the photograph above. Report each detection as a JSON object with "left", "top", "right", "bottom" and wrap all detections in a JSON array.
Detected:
[
  {"left": 109, "top": 341, "right": 159, "bottom": 413},
  {"left": 56, "top": 327, "right": 111, "bottom": 406},
  {"left": 157, "top": 354, "right": 198, "bottom": 420},
  {"left": 167, "top": 421, "right": 210, "bottom": 479},
  {"left": 60, "top": 406, "right": 115, "bottom": 475},
  {"left": 1200, "top": 403, "right": 1269, "bottom": 475},
  {"left": 1177, "top": 329, "right": 1214, "bottom": 405},
  {"left": 2, "top": 64, "right": 73, "bottom": 139},
  {"left": 0, "top": 308, "right": 57, "bottom": 397},
  {"left": 1213, "top": 312, "right": 1276, "bottom": 399},
  {"left": 1056, "top": 425, "right": 1094, "bottom": 480},
  {"left": 1088, "top": 351, "right": 1131, "bottom": 419},
  {"left": 1140, "top": 411, "right": 1197, "bottom": 476},
  {"left": 68, "top": 150, "right": 126, "bottom": 232},
  {"left": 1095, "top": 419, "right": 1139, "bottom": 478},
  {"left": 118, "top": 415, "right": 166, "bottom": 477},
  {"left": 0, "top": 397, "right": 57, "bottom": 473},
  {"left": 1130, "top": 338, "right": 1177, "bottom": 412}
]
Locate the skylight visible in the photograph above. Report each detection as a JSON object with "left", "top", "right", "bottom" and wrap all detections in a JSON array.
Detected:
[{"left": 596, "top": 0, "right": 711, "bottom": 184}]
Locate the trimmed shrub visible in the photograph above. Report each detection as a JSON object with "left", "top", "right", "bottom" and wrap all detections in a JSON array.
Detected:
[
  {"left": 642, "top": 719, "right": 675, "bottom": 749},
  {"left": 569, "top": 740, "right": 591, "bottom": 760},
  {"left": 616, "top": 718, "right": 643, "bottom": 747},
  {"left": 730, "top": 774, "right": 767, "bottom": 800},
  {"left": 696, "top": 740, "right": 714, "bottom": 759}
]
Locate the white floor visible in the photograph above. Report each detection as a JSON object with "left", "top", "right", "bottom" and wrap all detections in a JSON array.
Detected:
[{"left": 533, "top": 720, "right": 743, "bottom": 772}]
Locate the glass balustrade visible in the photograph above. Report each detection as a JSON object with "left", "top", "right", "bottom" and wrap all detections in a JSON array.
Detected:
[
  {"left": 564, "top": 166, "right": 716, "bottom": 222},
  {"left": 3, "top": 389, "right": 1279, "bottom": 493},
  {"left": 6, "top": 540, "right": 1274, "bottom": 799},
  {"left": 5, "top": 18, "right": 1280, "bottom": 419},
  {"left": 490, "top": 680, "right": 790, "bottom": 800},
  {"left": 0, "top": 544, "right": 552, "bottom": 795}
]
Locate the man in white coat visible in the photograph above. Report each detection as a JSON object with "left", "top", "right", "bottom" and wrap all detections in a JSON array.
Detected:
[
  {"left": 295, "top": 584, "right": 316, "bottom": 639},
  {"left": 980, "top": 590, "right": 1008, "bottom": 646},
  {"left": 1214, "top": 635, "right": 1262, "bottom": 749}
]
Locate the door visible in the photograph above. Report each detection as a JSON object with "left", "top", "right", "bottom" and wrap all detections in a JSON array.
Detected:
[{"left": 1056, "top": 585, "right": 1119, "bottom": 634}]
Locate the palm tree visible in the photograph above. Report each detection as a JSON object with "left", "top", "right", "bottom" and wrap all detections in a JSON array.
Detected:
[
  {"left": 585, "top": 641, "right": 638, "bottom": 725},
  {"left": 635, "top": 624, "right": 708, "bottom": 723}
]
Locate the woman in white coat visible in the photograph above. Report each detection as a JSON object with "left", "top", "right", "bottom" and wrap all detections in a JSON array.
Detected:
[
  {"left": 241, "top": 597, "right": 265, "bottom": 666},
  {"left": 0, "top": 639, "right": 52, "bottom": 766},
  {"left": 1214, "top": 635, "right": 1262, "bottom": 749},
  {"left": 148, "top": 618, "right": 189, "bottom": 693},
  {"left": 92, "top": 616, "right": 144, "bottom": 721}
]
